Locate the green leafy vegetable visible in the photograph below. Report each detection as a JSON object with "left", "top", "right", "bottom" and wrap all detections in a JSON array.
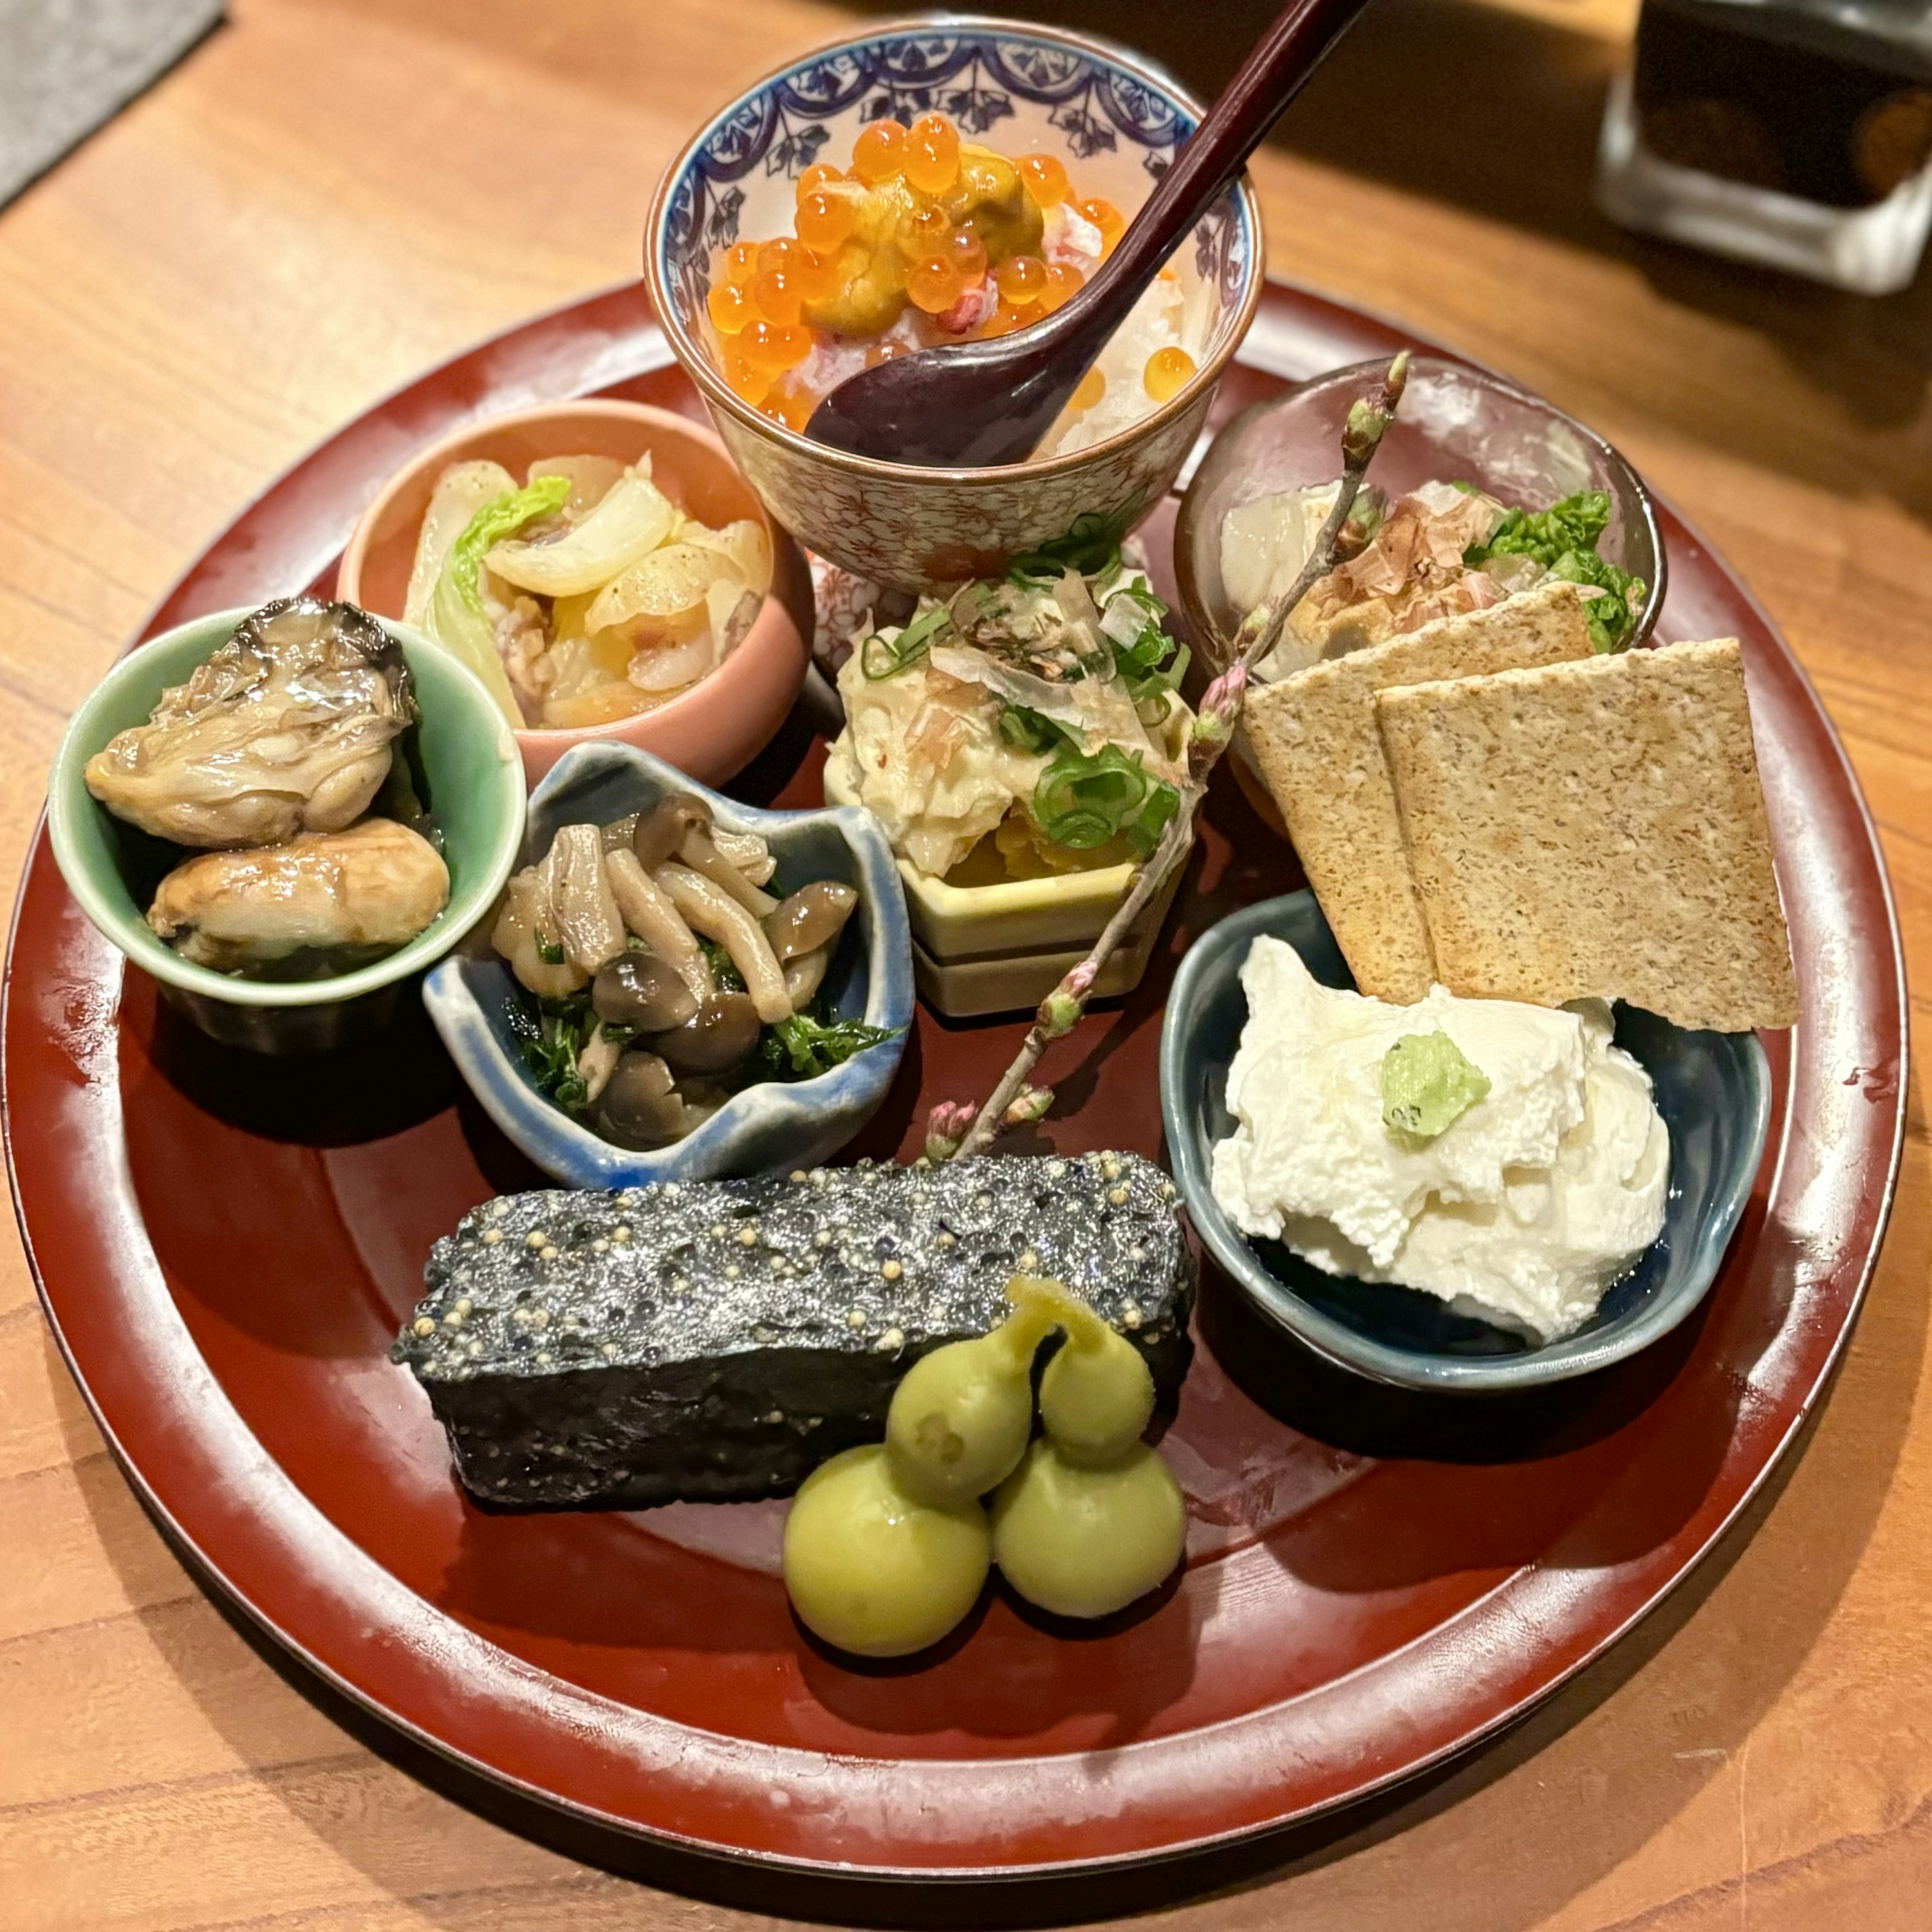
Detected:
[
  {"left": 700, "top": 938, "right": 746, "bottom": 994},
  {"left": 506, "top": 987, "right": 596, "bottom": 1110},
  {"left": 1469, "top": 489, "right": 1611, "bottom": 570},
  {"left": 1009, "top": 511, "right": 1124, "bottom": 583},
  {"left": 754, "top": 1005, "right": 901, "bottom": 1080},
  {"left": 1381, "top": 1031, "right": 1491, "bottom": 1139},
  {"left": 425, "top": 475, "right": 570, "bottom": 725},
  {"left": 1033, "top": 741, "right": 1178, "bottom": 857},
  {"left": 1551, "top": 549, "right": 1644, "bottom": 653},
  {"left": 1461, "top": 488, "right": 1644, "bottom": 653},
  {"left": 449, "top": 475, "right": 571, "bottom": 614}
]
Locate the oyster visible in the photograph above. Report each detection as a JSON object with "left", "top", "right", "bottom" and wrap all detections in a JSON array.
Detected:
[
  {"left": 146, "top": 818, "right": 449, "bottom": 974},
  {"left": 85, "top": 598, "right": 416, "bottom": 848}
]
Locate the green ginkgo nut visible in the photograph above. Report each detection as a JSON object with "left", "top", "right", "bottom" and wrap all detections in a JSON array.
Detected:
[
  {"left": 991, "top": 1438, "right": 1186, "bottom": 1621},
  {"left": 782, "top": 1444, "right": 990, "bottom": 1658},
  {"left": 885, "top": 1332, "right": 1035, "bottom": 1507},
  {"left": 1037, "top": 1323, "right": 1154, "bottom": 1463}
]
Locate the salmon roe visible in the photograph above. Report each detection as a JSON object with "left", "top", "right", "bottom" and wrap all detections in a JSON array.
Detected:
[
  {"left": 723, "top": 341, "right": 770, "bottom": 405},
  {"left": 1079, "top": 197, "right": 1125, "bottom": 252},
  {"left": 946, "top": 226, "right": 988, "bottom": 281},
  {"left": 907, "top": 254, "right": 965, "bottom": 314},
  {"left": 993, "top": 253, "right": 1047, "bottom": 306},
  {"left": 905, "top": 112, "right": 962, "bottom": 195},
  {"left": 1037, "top": 261, "right": 1086, "bottom": 313},
  {"left": 742, "top": 319, "right": 813, "bottom": 373},
  {"left": 796, "top": 189, "right": 855, "bottom": 253},
  {"left": 709, "top": 113, "right": 1183, "bottom": 436},
  {"left": 761, "top": 382, "right": 817, "bottom": 432},
  {"left": 751, "top": 266, "right": 803, "bottom": 326},
  {"left": 706, "top": 279, "right": 754, "bottom": 334},
  {"left": 1143, "top": 345, "right": 1196, "bottom": 401},
  {"left": 851, "top": 118, "right": 908, "bottom": 183},
  {"left": 1017, "top": 152, "right": 1070, "bottom": 206},
  {"left": 791, "top": 248, "right": 840, "bottom": 304}
]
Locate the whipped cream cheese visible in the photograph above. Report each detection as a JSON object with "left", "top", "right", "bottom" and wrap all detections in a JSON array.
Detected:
[{"left": 1210, "top": 937, "right": 1669, "bottom": 1342}]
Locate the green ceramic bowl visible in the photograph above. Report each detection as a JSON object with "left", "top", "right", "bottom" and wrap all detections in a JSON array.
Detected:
[{"left": 47, "top": 606, "right": 527, "bottom": 1053}]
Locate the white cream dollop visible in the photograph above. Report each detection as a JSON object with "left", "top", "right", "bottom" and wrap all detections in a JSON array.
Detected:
[{"left": 1209, "top": 936, "right": 1669, "bottom": 1342}]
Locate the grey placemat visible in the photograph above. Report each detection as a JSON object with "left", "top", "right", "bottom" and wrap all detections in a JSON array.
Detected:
[{"left": 1, "top": 0, "right": 224, "bottom": 209}]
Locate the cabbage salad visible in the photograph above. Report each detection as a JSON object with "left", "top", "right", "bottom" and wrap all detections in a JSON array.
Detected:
[{"left": 405, "top": 453, "right": 771, "bottom": 731}]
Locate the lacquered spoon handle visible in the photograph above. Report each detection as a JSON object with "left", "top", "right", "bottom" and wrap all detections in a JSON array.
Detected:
[
  {"left": 1038, "top": 0, "right": 1375, "bottom": 363},
  {"left": 804, "top": 0, "right": 1378, "bottom": 465}
]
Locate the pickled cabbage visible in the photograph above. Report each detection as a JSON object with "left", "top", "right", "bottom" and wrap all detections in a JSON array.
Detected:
[{"left": 487, "top": 470, "right": 679, "bottom": 598}]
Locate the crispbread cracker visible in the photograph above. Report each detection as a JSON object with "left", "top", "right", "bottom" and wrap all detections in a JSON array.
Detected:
[
  {"left": 1243, "top": 580, "right": 1594, "bottom": 1002},
  {"left": 1375, "top": 638, "right": 1798, "bottom": 1031}
]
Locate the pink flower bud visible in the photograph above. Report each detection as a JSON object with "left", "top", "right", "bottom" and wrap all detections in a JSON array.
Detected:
[
  {"left": 1203, "top": 664, "right": 1249, "bottom": 720},
  {"left": 922, "top": 1099, "right": 977, "bottom": 1163}
]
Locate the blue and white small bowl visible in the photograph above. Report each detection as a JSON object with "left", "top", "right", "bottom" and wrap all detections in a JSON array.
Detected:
[
  {"left": 424, "top": 745, "right": 915, "bottom": 1187},
  {"left": 1159, "top": 893, "right": 1773, "bottom": 1393},
  {"left": 643, "top": 14, "right": 1265, "bottom": 588}
]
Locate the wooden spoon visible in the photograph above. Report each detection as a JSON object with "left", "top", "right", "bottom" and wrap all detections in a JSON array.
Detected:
[{"left": 804, "top": 0, "right": 1377, "bottom": 468}]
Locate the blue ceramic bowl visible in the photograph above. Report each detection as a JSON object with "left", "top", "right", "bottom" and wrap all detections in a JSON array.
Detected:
[
  {"left": 1159, "top": 893, "right": 1772, "bottom": 1392},
  {"left": 425, "top": 744, "right": 915, "bottom": 1186}
]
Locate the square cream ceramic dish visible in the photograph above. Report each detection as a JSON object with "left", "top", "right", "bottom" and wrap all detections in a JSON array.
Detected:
[{"left": 823, "top": 756, "right": 1185, "bottom": 1016}]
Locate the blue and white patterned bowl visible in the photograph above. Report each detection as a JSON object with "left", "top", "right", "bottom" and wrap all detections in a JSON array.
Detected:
[
  {"left": 1159, "top": 893, "right": 1773, "bottom": 1393},
  {"left": 643, "top": 14, "right": 1266, "bottom": 588},
  {"left": 424, "top": 745, "right": 916, "bottom": 1187}
]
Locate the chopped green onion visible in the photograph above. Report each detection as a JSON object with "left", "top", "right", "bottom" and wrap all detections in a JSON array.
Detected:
[
  {"left": 1032, "top": 741, "right": 1176, "bottom": 854},
  {"left": 999, "top": 704, "right": 1069, "bottom": 755},
  {"left": 1009, "top": 511, "right": 1124, "bottom": 583},
  {"left": 859, "top": 602, "right": 951, "bottom": 679}
]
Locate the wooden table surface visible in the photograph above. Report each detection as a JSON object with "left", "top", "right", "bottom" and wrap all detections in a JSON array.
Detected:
[{"left": 2, "top": 0, "right": 1927, "bottom": 1925}]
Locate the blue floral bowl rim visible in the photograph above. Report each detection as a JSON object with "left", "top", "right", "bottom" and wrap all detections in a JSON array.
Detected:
[
  {"left": 1159, "top": 891, "right": 1775, "bottom": 1393},
  {"left": 422, "top": 743, "right": 916, "bottom": 1187},
  {"left": 642, "top": 12, "right": 1267, "bottom": 484}
]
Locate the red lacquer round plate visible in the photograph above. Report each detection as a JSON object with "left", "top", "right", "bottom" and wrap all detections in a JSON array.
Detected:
[{"left": 5, "top": 282, "right": 1907, "bottom": 1885}]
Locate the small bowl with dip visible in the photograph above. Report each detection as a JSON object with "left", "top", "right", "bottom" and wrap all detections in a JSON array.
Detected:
[
  {"left": 821, "top": 754, "right": 1184, "bottom": 1018},
  {"left": 1159, "top": 892, "right": 1771, "bottom": 1393}
]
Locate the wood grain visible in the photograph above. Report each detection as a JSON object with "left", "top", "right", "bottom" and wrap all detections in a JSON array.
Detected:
[{"left": 0, "top": 0, "right": 1926, "bottom": 1924}]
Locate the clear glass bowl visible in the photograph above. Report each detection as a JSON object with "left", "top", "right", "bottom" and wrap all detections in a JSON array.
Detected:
[{"left": 1173, "top": 354, "right": 1667, "bottom": 677}]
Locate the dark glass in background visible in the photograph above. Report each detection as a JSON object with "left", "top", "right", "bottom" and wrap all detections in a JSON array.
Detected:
[
  {"left": 1634, "top": 0, "right": 1932, "bottom": 207},
  {"left": 1598, "top": 0, "right": 1932, "bottom": 290}
]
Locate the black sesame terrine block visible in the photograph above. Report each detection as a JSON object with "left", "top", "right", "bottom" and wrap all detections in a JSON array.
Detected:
[{"left": 393, "top": 1153, "right": 1195, "bottom": 1510}]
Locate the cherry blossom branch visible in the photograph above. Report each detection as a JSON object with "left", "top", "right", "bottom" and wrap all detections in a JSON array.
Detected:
[{"left": 925, "top": 354, "right": 1411, "bottom": 1164}]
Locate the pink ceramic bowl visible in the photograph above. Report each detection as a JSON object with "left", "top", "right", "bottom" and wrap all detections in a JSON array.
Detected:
[{"left": 337, "top": 400, "right": 811, "bottom": 788}]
